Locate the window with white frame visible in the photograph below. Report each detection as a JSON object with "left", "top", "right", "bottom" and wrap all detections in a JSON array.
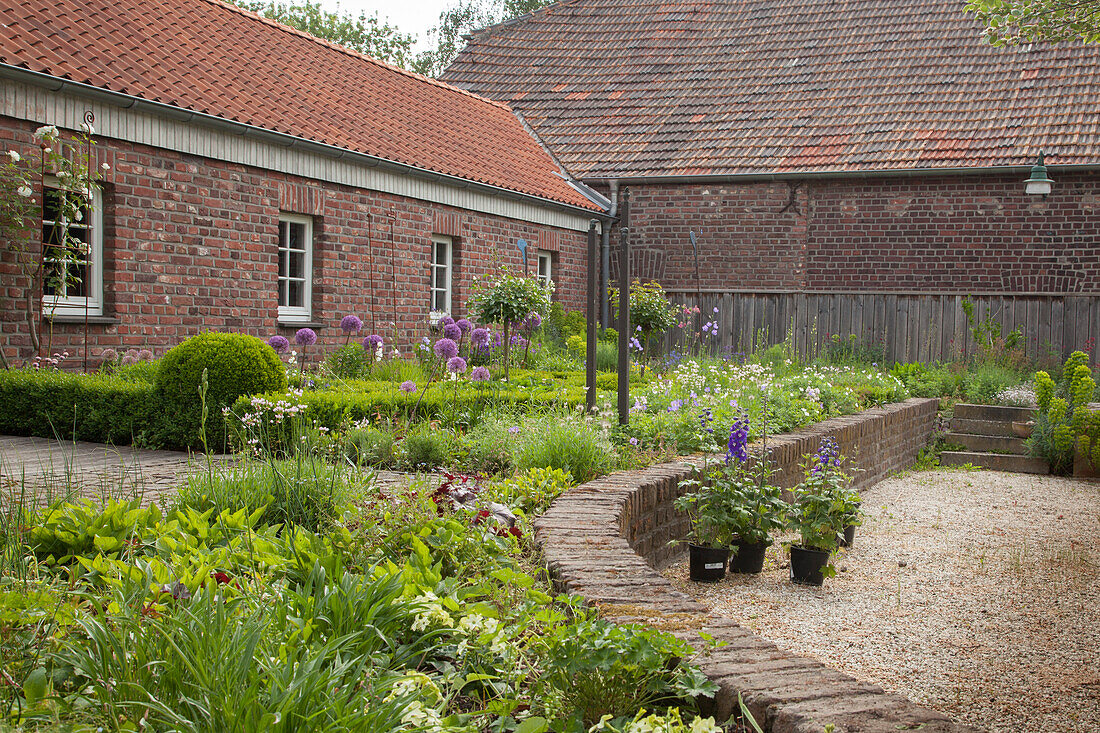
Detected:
[
  {"left": 537, "top": 251, "right": 554, "bottom": 290},
  {"left": 430, "top": 235, "right": 453, "bottom": 315},
  {"left": 42, "top": 180, "right": 104, "bottom": 317},
  {"left": 278, "top": 214, "right": 313, "bottom": 322}
]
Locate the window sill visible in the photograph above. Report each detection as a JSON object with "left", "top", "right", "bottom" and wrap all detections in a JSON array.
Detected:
[
  {"left": 278, "top": 320, "right": 326, "bottom": 329},
  {"left": 44, "top": 314, "right": 119, "bottom": 325}
]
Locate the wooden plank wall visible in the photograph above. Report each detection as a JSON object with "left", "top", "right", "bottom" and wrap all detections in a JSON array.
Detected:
[{"left": 660, "top": 292, "right": 1100, "bottom": 363}]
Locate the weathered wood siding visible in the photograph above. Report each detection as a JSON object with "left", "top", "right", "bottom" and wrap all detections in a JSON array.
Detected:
[{"left": 660, "top": 290, "right": 1100, "bottom": 363}]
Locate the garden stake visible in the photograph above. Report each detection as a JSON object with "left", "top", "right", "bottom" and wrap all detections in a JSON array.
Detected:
[{"left": 82, "top": 110, "right": 94, "bottom": 373}]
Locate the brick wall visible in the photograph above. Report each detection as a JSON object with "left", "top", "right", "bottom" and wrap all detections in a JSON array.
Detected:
[
  {"left": 612, "top": 173, "right": 1100, "bottom": 294},
  {"left": 533, "top": 399, "right": 974, "bottom": 732},
  {"left": 0, "top": 117, "right": 589, "bottom": 364}
]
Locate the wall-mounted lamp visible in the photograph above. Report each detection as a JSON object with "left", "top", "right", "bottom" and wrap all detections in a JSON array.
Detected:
[{"left": 1025, "top": 151, "right": 1054, "bottom": 197}]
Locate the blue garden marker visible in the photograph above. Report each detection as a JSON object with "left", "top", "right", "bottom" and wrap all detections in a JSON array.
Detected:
[{"left": 517, "top": 238, "right": 529, "bottom": 274}]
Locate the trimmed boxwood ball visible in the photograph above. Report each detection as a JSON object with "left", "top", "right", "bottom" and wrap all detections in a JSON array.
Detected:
[{"left": 155, "top": 332, "right": 287, "bottom": 449}]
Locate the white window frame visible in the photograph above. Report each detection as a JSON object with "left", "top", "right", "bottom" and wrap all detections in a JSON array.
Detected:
[
  {"left": 42, "top": 177, "right": 104, "bottom": 318},
  {"left": 537, "top": 251, "right": 554, "bottom": 290},
  {"left": 277, "top": 213, "right": 313, "bottom": 323},
  {"left": 430, "top": 234, "right": 453, "bottom": 316}
]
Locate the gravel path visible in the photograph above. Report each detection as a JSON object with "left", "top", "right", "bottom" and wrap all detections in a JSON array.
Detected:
[{"left": 666, "top": 469, "right": 1100, "bottom": 733}]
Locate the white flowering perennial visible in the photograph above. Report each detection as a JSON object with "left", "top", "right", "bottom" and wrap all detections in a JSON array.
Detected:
[{"left": 410, "top": 591, "right": 454, "bottom": 632}]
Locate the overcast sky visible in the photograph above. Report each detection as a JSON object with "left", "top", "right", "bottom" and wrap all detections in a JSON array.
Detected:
[{"left": 325, "top": 0, "right": 456, "bottom": 52}]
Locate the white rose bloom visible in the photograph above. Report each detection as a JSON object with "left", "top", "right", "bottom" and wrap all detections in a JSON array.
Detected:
[
  {"left": 101, "top": 162, "right": 111, "bottom": 170},
  {"left": 8, "top": 150, "right": 19, "bottom": 161},
  {"left": 16, "top": 185, "right": 32, "bottom": 198}
]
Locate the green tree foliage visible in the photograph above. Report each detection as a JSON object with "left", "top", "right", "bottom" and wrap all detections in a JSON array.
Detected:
[
  {"left": 229, "top": 0, "right": 417, "bottom": 66},
  {"left": 967, "top": 0, "right": 1100, "bottom": 44},
  {"left": 413, "top": 0, "right": 555, "bottom": 77}
]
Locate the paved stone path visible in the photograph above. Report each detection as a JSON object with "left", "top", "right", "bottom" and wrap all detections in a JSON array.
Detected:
[{"left": 0, "top": 435, "right": 219, "bottom": 506}]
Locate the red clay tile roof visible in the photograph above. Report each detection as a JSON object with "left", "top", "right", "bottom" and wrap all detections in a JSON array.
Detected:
[
  {"left": 443, "top": 0, "right": 1100, "bottom": 179},
  {"left": 0, "top": 0, "right": 598, "bottom": 209}
]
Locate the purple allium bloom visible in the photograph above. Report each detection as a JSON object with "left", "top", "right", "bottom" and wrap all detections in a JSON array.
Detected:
[
  {"left": 443, "top": 322, "right": 461, "bottom": 340},
  {"left": 125, "top": 349, "right": 140, "bottom": 359},
  {"left": 456, "top": 318, "right": 472, "bottom": 334},
  {"left": 399, "top": 380, "right": 417, "bottom": 393},
  {"left": 294, "top": 328, "right": 317, "bottom": 346},
  {"left": 120, "top": 354, "right": 137, "bottom": 366},
  {"left": 447, "top": 356, "right": 467, "bottom": 374},
  {"left": 268, "top": 336, "right": 290, "bottom": 354},
  {"left": 364, "top": 334, "right": 384, "bottom": 349},
  {"left": 138, "top": 349, "right": 155, "bottom": 362},
  {"left": 725, "top": 414, "right": 750, "bottom": 465},
  {"left": 99, "top": 348, "right": 119, "bottom": 362},
  {"left": 523, "top": 311, "right": 542, "bottom": 331},
  {"left": 470, "top": 366, "right": 490, "bottom": 382},
  {"left": 510, "top": 335, "right": 528, "bottom": 349},
  {"left": 433, "top": 338, "right": 459, "bottom": 360},
  {"left": 440, "top": 315, "right": 455, "bottom": 327},
  {"left": 471, "top": 327, "right": 490, "bottom": 347},
  {"left": 340, "top": 315, "right": 363, "bottom": 334}
]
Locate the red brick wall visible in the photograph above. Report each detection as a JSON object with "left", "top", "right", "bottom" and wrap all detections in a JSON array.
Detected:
[
  {"left": 0, "top": 117, "right": 588, "bottom": 364},
  {"left": 612, "top": 172, "right": 1100, "bottom": 294}
]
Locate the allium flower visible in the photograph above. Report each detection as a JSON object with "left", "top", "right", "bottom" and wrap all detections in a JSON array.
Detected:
[
  {"left": 726, "top": 414, "right": 750, "bottom": 465},
  {"left": 447, "top": 356, "right": 467, "bottom": 374},
  {"left": 124, "top": 349, "right": 140, "bottom": 360},
  {"left": 522, "top": 312, "right": 542, "bottom": 332},
  {"left": 471, "top": 328, "right": 490, "bottom": 347},
  {"left": 443, "top": 322, "right": 461, "bottom": 341},
  {"left": 138, "top": 349, "right": 154, "bottom": 362},
  {"left": 364, "top": 334, "right": 384, "bottom": 349},
  {"left": 400, "top": 380, "right": 417, "bottom": 393},
  {"left": 470, "top": 366, "right": 490, "bottom": 382},
  {"left": 294, "top": 328, "right": 317, "bottom": 346},
  {"left": 268, "top": 335, "right": 290, "bottom": 353},
  {"left": 433, "top": 338, "right": 458, "bottom": 360},
  {"left": 510, "top": 335, "right": 528, "bottom": 350},
  {"left": 99, "top": 347, "right": 118, "bottom": 362},
  {"left": 440, "top": 315, "right": 455, "bottom": 327},
  {"left": 120, "top": 354, "right": 137, "bottom": 366},
  {"left": 456, "top": 318, "right": 472, "bottom": 334},
  {"left": 340, "top": 315, "right": 363, "bottom": 334}
]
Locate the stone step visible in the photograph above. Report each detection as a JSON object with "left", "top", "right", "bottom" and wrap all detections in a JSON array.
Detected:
[
  {"left": 944, "top": 432, "right": 1028, "bottom": 455},
  {"left": 949, "top": 418, "right": 1019, "bottom": 437},
  {"left": 940, "top": 451, "right": 1050, "bottom": 474},
  {"left": 952, "top": 403, "right": 1036, "bottom": 422}
]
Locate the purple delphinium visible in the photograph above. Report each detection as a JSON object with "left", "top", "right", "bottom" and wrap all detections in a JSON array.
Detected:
[
  {"left": 443, "top": 322, "right": 462, "bottom": 341},
  {"left": 470, "top": 327, "right": 490, "bottom": 347},
  {"left": 726, "top": 414, "right": 750, "bottom": 465},
  {"left": 340, "top": 315, "right": 363, "bottom": 334},
  {"left": 433, "top": 338, "right": 459, "bottom": 360},
  {"left": 470, "top": 366, "right": 490, "bottom": 382},
  {"left": 456, "top": 318, "right": 472, "bottom": 335},
  {"left": 400, "top": 380, "right": 417, "bottom": 393},
  {"left": 268, "top": 336, "right": 290, "bottom": 354},
  {"left": 813, "top": 436, "right": 840, "bottom": 474},
  {"left": 294, "top": 328, "right": 317, "bottom": 346},
  {"left": 447, "top": 356, "right": 467, "bottom": 374}
]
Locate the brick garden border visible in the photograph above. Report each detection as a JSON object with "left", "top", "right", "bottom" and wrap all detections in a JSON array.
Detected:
[{"left": 534, "top": 398, "right": 982, "bottom": 733}]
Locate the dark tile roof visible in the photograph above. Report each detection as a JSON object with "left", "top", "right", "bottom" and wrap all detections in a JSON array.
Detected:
[
  {"left": 442, "top": 0, "right": 1100, "bottom": 179},
  {"left": 0, "top": 0, "right": 598, "bottom": 209}
]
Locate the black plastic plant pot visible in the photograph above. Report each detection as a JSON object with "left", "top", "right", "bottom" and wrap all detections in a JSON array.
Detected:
[
  {"left": 688, "top": 544, "right": 730, "bottom": 582},
  {"left": 729, "top": 539, "right": 768, "bottom": 574},
  {"left": 838, "top": 525, "right": 856, "bottom": 548},
  {"left": 789, "top": 545, "right": 831, "bottom": 586}
]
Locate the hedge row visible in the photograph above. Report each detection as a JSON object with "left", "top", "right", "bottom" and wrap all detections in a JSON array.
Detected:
[
  {"left": 0, "top": 369, "right": 164, "bottom": 447},
  {"left": 234, "top": 380, "right": 589, "bottom": 430}
]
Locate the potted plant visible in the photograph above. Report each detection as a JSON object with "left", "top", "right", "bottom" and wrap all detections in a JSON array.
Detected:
[
  {"left": 711, "top": 413, "right": 788, "bottom": 573},
  {"left": 674, "top": 477, "right": 733, "bottom": 582},
  {"left": 788, "top": 437, "right": 854, "bottom": 585}
]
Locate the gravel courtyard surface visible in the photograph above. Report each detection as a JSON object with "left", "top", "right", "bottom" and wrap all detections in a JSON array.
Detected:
[{"left": 665, "top": 469, "right": 1100, "bottom": 733}]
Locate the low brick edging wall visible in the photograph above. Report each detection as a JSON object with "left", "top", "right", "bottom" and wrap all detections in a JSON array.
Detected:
[{"left": 535, "top": 398, "right": 982, "bottom": 733}]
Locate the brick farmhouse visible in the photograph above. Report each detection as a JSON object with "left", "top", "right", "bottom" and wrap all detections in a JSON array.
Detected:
[
  {"left": 443, "top": 0, "right": 1100, "bottom": 361},
  {"left": 0, "top": 0, "right": 606, "bottom": 365}
]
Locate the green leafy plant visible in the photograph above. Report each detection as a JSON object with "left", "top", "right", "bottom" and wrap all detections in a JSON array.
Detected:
[
  {"left": 1031, "top": 351, "right": 1100, "bottom": 473},
  {"left": 402, "top": 428, "right": 453, "bottom": 470},
  {"left": 789, "top": 438, "right": 859, "bottom": 556},
  {"left": 470, "top": 269, "right": 553, "bottom": 378},
  {"left": 344, "top": 425, "right": 396, "bottom": 468},
  {"left": 156, "top": 333, "right": 287, "bottom": 450},
  {"left": 516, "top": 418, "right": 612, "bottom": 482}
]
